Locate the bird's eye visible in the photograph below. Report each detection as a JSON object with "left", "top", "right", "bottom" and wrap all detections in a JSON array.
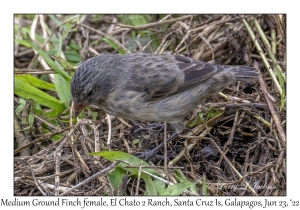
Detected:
[{"left": 86, "top": 90, "right": 94, "bottom": 98}]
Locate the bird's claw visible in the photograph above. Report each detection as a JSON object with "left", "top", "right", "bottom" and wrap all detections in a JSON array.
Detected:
[
  {"left": 136, "top": 151, "right": 154, "bottom": 161},
  {"left": 136, "top": 150, "right": 161, "bottom": 161},
  {"left": 132, "top": 123, "right": 165, "bottom": 137}
]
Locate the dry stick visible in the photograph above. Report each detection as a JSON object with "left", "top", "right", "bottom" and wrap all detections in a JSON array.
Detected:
[
  {"left": 258, "top": 75, "right": 286, "bottom": 146},
  {"left": 206, "top": 102, "right": 267, "bottom": 108},
  {"left": 124, "top": 165, "right": 183, "bottom": 169},
  {"left": 17, "top": 159, "right": 49, "bottom": 195},
  {"left": 168, "top": 126, "right": 213, "bottom": 166},
  {"left": 14, "top": 126, "right": 72, "bottom": 155},
  {"left": 217, "top": 110, "right": 239, "bottom": 167},
  {"left": 155, "top": 31, "right": 173, "bottom": 54},
  {"left": 273, "top": 15, "right": 285, "bottom": 43},
  {"left": 159, "top": 14, "right": 172, "bottom": 22},
  {"left": 60, "top": 161, "right": 120, "bottom": 195},
  {"left": 14, "top": 69, "right": 56, "bottom": 74},
  {"left": 118, "top": 15, "right": 196, "bottom": 30},
  {"left": 275, "top": 149, "right": 285, "bottom": 173},
  {"left": 135, "top": 160, "right": 143, "bottom": 196},
  {"left": 242, "top": 18, "right": 282, "bottom": 96},
  {"left": 226, "top": 109, "right": 239, "bottom": 146},
  {"left": 15, "top": 48, "right": 34, "bottom": 57},
  {"left": 120, "top": 121, "right": 132, "bottom": 153},
  {"left": 250, "top": 54, "right": 274, "bottom": 63},
  {"left": 32, "top": 114, "right": 62, "bottom": 131},
  {"left": 90, "top": 124, "right": 101, "bottom": 160},
  {"left": 175, "top": 16, "right": 243, "bottom": 53},
  {"left": 39, "top": 15, "right": 50, "bottom": 51},
  {"left": 252, "top": 114, "right": 271, "bottom": 128},
  {"left": 78, "top": 23, "right": 131, "bottom": 54},
  {"left": 117, "top": 117, "right": 132, "bottom": 128},
  {"left": 74, "top": 147, "right": 91, "bottom": 174},
  {"left": 30, "top": 15, "right": 51, "bottom": 71},
  {"left": 209, "top": 138, "right": 258, "bottom": 196},
  {"left": 198, "top": 33, "right": 215, "bottom": 62},
  {"left": 54, "top": 126, "right": 78, "bottom": 196},
  {"left": 164, "top": 121, "right": 168, "bottom": 177},
  {"left": 201, "top": 37, "right": 232, "bottom": 61},
  {"left": 106, "top": 114, "right": 112, "bottom": 145}
]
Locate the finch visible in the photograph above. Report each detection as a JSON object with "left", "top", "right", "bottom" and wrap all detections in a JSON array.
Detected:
[{"left": 71, "top": 53, "right": 259, "bottom": 159}]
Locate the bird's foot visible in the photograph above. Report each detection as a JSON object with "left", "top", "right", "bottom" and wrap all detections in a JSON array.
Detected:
[
  {"left": 131, "top": 123, "right": 165, "bottom": 137},
  {"left": 135, "top": 132, "right": 178, "bottom": 161},
  {"left": 135, "top": 149, "right": 163, "bottom": 161}
]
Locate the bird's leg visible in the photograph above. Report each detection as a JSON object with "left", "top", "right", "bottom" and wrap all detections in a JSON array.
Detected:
[{"left": 135, "top": 132, "right": 178, "bottom": 161}]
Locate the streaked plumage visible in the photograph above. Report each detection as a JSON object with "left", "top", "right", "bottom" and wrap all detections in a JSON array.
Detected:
[{"left": 71, "top": 53, "right": 259, "bottom": 133}]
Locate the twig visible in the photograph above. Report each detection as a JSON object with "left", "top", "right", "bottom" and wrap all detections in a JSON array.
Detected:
[
  {"left": 169, "top": 126, "right": 213, "bottom": 166},
  {"left": 78, "top": 23, "right": 131, "bottom": 54},
  {"left": 106, "top": 114, "right": 112, "bottom": 145},
  {"left": 209, "top": 138, "right": 258, "bottom": 196},
  {"left": 14, "top": 68, "right": 56, "bottom": 74},
  {"left": 164, "top": 121, "right": 168, "bottom": 177},
  {"left": 175, "top": 16, "right": 243, "bottom": 53},
  {"left": 135, "top": 160, "right": 143, "bottom": 196},
  {"left": 258, "top": 75, "right": 286, "bottom": 145},
  {"left": 60, "top": 161, "right": 120, "bottom": 195}
]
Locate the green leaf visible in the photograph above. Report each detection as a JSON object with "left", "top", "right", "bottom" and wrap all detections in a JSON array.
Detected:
[
  {"left": 188, "top": 108, "right": 223, "bottom": 128},
  {"left": 52, "top": 54, "right": 76, "bottom": 71},
  {"left": 14, "top": 78, "right": 65, "bottom": 113},
  {"left": 159, "top": 181, "right": 195, "bottom": 196},
  {"left": 102, "top": 37, "right": 126, "bottom": 54},
  {"left": 15, "top": 74, "right": 56, "bottom": 91},
  {"left": 15, "top": 104, "right": 25, "bottom": 115},
  {"left": 65, "top": 52, "right": 81, "bottom": 63},
  {"left": 91, "top": 151, "right": 160, "bottom": 195},
  {"left": 202, "top": 174, "right": 208, "bottom": 196},
  {"left": 188, "top": 112, "right": 205, "bottom": 128},
  {"left": 54, "top": 74, "right": 72, "bottom": 108},
  {"left": 15, "top": 98, "right": 26, "bottom": 115},
  {"left": 91, "top": 15, "right": 104, "bottom": 22},
  {"left": 142, "top": 174, "right": 157, "bottom": 196},
  {"left": 153, "top": 179, "right": 166, "bottom": 195},
  {"left": 29, "top": 99, "right": 38, "bottom": 128},
  {"left": 90, "top": 151, "right": 161, "bottom": 176},
  {"left": 92, "top": 112, "right": 98, "bottom": 120},
  {"left": 44, "top": 109, "right": 62, "bottom": 118},
  {"left": 274, "top": 66, "right": 286, "bottom": 110},
  {"left": 14, "top": 39, "right": 32, "bottom": 48},
  {"left": 108, "top": 167, "right": 127, "bottom": 194},
  {"left": 173, "top": 169, "right": 198, "bottom": 195},
  {"left": 27, "top": 34, "right": 72, "bottom": 83},
  {"left": 117, "top": 15, "right": 152, "bottom": 26}
]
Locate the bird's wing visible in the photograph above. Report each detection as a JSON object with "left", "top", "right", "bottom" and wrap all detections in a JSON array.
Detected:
[
  {"left": 126, "top": 54, "right": 222, "bottom": 102},
  {"left": 172, "top": 55, "right": 222, "bottom": 94}
]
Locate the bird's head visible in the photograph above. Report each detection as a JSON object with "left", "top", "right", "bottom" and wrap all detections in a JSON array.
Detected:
[{"left": 70, "top": 56, "right": 114, "bottom": 117}]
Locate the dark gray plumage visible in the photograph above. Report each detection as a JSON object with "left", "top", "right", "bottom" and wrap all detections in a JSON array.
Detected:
[
  {"left": 71, "top": 53, "right": 260, "bottom": 159},
  {"left": 71, "top": 53, "right": 259, "bottom": 134}
]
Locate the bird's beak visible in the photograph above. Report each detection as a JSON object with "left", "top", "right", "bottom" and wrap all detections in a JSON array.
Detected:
[{"left": 72, "top": 102, "right": 88, "bottom": 118}]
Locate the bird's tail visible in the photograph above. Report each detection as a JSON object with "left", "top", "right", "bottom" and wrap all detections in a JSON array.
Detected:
[{"left": 224, "top": 66, "right": 260, "bottom": 82}]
